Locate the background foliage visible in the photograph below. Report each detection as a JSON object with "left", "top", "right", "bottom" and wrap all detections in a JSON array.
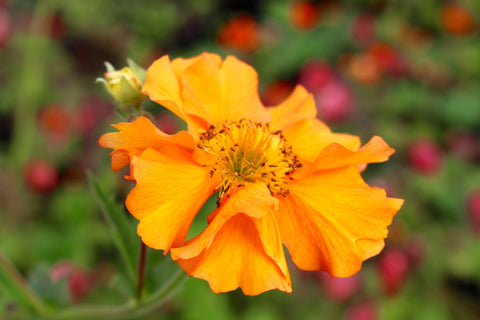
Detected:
[{"left": 1, "top": 0, "right": 479, "bottom": 319}]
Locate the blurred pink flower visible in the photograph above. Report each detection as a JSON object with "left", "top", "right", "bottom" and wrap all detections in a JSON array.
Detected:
[
  {"left": 316, "top": 81, "right": 354, "bottom": 123},
  {"left": 407, "top": 139, "right": 443, "bottom": 175},
  {"left": 377, "top": 247, "right": 410, "bottom": 296}
]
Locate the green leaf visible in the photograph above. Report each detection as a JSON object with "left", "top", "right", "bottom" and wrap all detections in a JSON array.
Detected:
[
  {"left": 86, "top": 172, "right": 136, "bottom": 287},
  {"left": 0, "top": 250, "right": 50, "bottom": 317}
]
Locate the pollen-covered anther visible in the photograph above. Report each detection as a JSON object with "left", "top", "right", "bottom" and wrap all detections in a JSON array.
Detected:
[{"left": 198, "top": 119, "right": 300, "bottom": 199}]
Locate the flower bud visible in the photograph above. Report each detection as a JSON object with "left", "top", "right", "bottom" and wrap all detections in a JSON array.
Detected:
[{"left": 96, "top": 59, "right": 147, "bottom": 108}]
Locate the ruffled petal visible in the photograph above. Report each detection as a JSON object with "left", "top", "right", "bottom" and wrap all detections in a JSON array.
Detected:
[
  {"left": 99, "top": 116, "right": 194, "bottom": 151},
  {"left": 312, "top": 136, "right": 395, "bottom": 171},
  {"left": 126, "top": 146, "right": 217, "bottom": 252},
  {"left": 109, "top": 149, "right": 143, "bottom": 180},
  {"left": 171, "top": 53, "right": 222, "bottom": 80},
  {"left": 355, "top": 198, "right": 403, "bottom": 259},
  {"left": 181, "top": 55, "right": 270, "bottom": 128},
  {"left": 98, "top": 117, "right": 195, "bottom": 171},
  {"left": 171, "top": 183, "right": 291, "bottom": 295},
  {"left": 141, "top": 56, "right": 186, "bottom": 121},
  {"left": 276, "top": 166, "right": 402, "bottom": 277},
  {"left": 269, "top": 85, "right": 317, "bottom": 132},
  {"left": 172, "top": 183, "right": 278, "bottom": 258},
  {"left": 282, "top": 118, "right": 361, "bottom": 163}
]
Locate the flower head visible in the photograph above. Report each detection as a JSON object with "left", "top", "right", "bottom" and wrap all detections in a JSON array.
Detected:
[{"left": 99, "top": 53, "right": 403, "bottom": 295}]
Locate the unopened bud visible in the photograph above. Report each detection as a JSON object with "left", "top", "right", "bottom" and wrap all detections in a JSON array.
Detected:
[{"left": 96, "top": 59, "right": 147, "bottom": 108}]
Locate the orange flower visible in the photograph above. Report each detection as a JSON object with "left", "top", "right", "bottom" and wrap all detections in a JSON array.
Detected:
[
  {"left": 99, "top": 53, "right": 403, "bottom": 295},
  {"left": 217, "top": 14, "right": 260, "bottom": 52},
  {"left": 441, "top": 3, "right": 476, "bottom": 36},
  {"left": 289, "top": 1, "right": 320, "bottom": 30}
]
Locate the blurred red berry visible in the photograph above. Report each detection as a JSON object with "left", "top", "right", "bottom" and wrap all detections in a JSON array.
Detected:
[
  {"left": 289, "top": 1, "right": 320, "bottom": 30},
  {"left": 407, "top": 139, "right": 443, "bottom": 175},
  {"left": 467, "top": 190, "right": 480, "bottom": 234},
  {"left": 316, "top": 80, "right": 354, "bottom": 123},
  {"left": 318, "top": 271, "right": 362, "bottom": 302},
  {"left": 345, "top": 300, "right": 377, "bottom": 320},
  {"left": 351, "top": 14, "right": 376, "bottom": 44},
  {"left": 217, "top": 14, "right": 260, "bottom": 52},
  {"left": 441, "top": 3, "right": 476, "bottom": 36},
  {"left": 378, "top": 248, "right": 410, "bottom": 296},
  {"left": 368, "top": 43, "right": 406, "bottom": 77},
  {"left": 298, "top": 60, "right": 335, "bottom": 93},
  {"left": 24, "top": 160, "right": 60, "bottom": 194},
  {"left": 50, "top": 262, "right": 94, "bottom": 303},
  {"left": 261, "top": 80, "right": 294, "bottom": 106},
  {"left": 69, "top": 269, "right": 94, "bottom": 303},
  {"left": 0, "top": 8, "right": 11, "bottom": 47}
]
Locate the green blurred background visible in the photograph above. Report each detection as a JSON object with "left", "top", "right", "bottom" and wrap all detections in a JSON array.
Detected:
[{"left": 1, "top": 0, "right": 480, "bottom": 319}]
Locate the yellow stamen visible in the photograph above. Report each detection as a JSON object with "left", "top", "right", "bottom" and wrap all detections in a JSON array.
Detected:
[{"left": 198, "top": 119, "right": 301, "bottom": 201}]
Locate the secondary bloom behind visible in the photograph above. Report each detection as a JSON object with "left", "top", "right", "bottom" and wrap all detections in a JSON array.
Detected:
[{"left": 99, "top": 53, "right": 403, "bottom": 295}]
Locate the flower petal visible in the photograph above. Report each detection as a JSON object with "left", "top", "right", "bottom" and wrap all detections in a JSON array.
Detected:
[
  {"left": 282, "top": 118, "right": 361, "bottom": 163},
  {"left": 175, "top": 214, "right": 291, "bottom": 295},
  {"left": 109, "top": 149, "right": 143, "bottom": 180},
  {"left": 172, "top": 183, "right": 279, "bottom": 259},
  {"left": 312, "top": 136, "right": 395, "bottom": 171},
  {"left": 171, "top": 184, "right": 290, "bottom": 295},
  {"left": 269, "top": 85, "right": 317, "bottom": 132},
  {"left": 99, "top": 116, "right": 194, "bottom": 151},
  {"left": 276, "top": 166, "right": 402, "bottom": 277},
  {"left": 141, "top": 56, "right": 186, "bottom": 121},
  {"left": 126, "top": 146, "right": 216, "bottom": 251},
  {"left": 141, "top": 53, "right": 223, "bottom": 130},
  {"left": 110, "top": 150, "right": 130, "bottom": 172},
  {"left": 181, "top": 55, "right": 270, "bottom": 127},
  {"left": 98, "top": 117, "right": 195, "bottom": 170},
  {"left": 171, "top": 53, "right": 222, "bottom": 79}
]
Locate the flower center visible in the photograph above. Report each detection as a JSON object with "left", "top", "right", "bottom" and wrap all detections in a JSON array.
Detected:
[{"left": 198, "top": 119, "right": 302, "bottom": 200}]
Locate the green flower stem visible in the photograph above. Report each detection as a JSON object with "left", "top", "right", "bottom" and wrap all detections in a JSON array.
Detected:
[
  {"left": 0, "top": 250, "right": 50, "bottom": 317},
  {"left": 52, "top": 269, "right": 187, "bottom": 320}
]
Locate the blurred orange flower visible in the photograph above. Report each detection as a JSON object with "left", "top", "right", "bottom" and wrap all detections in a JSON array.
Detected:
[
  {"left": 289, "top": 1, "right": 320, "bottom": 30},
  {"left": 99, "top": 53, "right": 403, "bottom": 295},
  {"left": 441, "top": 3, "right": 476, "bottom": 36},
  {"left": 217, "top": 14, "right": 260, "bottom": 52}
]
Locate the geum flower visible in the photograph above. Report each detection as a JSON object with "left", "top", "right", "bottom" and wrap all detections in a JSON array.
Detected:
[{"left": 99, "top": 53, "right": 403, "bottom": 295}]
